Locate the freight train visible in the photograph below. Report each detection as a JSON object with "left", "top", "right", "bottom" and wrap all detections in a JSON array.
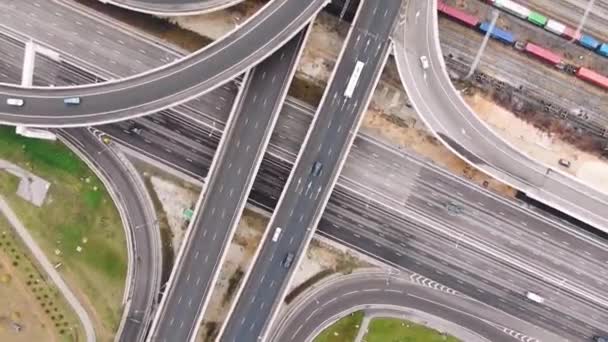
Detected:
[
  {"left": 485, "top": 0, "right": 607, "bottom": 57},
  {"left": 437, "top": 1, "right": 608, "bottom": 90}
]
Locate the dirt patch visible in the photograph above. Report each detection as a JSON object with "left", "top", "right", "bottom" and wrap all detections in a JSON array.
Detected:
[
  {"left": 466, "top": 92, "right": 608, "bottom": 192},
  {"left": 149, "top": 176, "right": 199, "bottom": 255},
  {"left": 0, "top": 220, "right": 81, "bottom": 342},
  {"left": 197, "top": 209, "right": 267, "bottom": 342}
]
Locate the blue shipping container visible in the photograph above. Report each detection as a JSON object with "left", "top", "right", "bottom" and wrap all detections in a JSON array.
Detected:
[
  {"left": 579, "top": 34, "right": 600, "bottom": 50},
  {"left": 597, "top": 43, "right": 608, "bottom": 57},
  {"left": 478, "top": 22, "right": 515, "bottom": 45}
]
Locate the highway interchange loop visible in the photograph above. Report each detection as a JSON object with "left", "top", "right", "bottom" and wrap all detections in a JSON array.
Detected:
[{"left": 0, "top": 0, "right": 608, "bottom": 340}]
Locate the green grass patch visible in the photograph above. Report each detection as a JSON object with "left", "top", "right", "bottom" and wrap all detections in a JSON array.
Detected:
[
  {"left": 314, "top": 311, "right": 364, "bottom": 342},
  {"left": 0, "top": 126, "right": 127, "bottom": 341},
  {"left": 364, "top": 318, "right": 461, "bottom": 342}
]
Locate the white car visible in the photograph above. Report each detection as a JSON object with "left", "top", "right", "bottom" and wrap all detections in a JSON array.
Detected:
[
  {"left": 525, "top": 291, "right": 545, "bottom": 304},
  {"left": 420, "top": 55, "right": 430, "bottom": 70},
  {"left": 6, "top": 98, "right": 24, "bottom": 107},
  {"left": 272, "top": 227, "right": 282, "bottom": 242}
]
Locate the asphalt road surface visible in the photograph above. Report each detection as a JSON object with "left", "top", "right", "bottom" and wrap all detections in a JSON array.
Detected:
[
  {"left": 99, "top": 0, "right": 245, "bottom": 16},
  {"left": 269, "top": 271, "right": 563, "bottom": 342},
  {"left": 147, "top": 29, "right": 309, "bottom": 342},
  {"left": 0, "top": 0, "right": 326, "bottom": 126},
  {"left": 392, "top": 0, "right": 608, "bottom": 231},
  {"left": 3, "top": 4, "right": 608, "bottom": 339},
  {"left": 218, "top": 1, "right": 401, "bottom": 341},
  {"left": 58, "top": 128, "right": 161, "bottom": 342}
]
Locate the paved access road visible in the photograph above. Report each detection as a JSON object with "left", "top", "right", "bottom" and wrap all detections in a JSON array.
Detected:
[
  {"left": 59, "top": 128, "right": 161, "bottom": 342},
  {"left": 219, "top": 1, "right": 401, "bottom": 341},
  {"left": 270, "top": 271, "right": 563, "bottom": 342},
  {"left": 0, "top": 0, "right": 326, "bottom": 126},
  {"left": 99, "top": 0, "right": 245, "bottom": 16},
  {"left": 147, "top": 29, "right": 309, "bottom": 342},
  {"left": 392, "top": 0, "right": 608, "bottom": 231}
]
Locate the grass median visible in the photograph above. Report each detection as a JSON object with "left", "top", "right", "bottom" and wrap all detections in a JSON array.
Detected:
[
  {"left": 314, "top": 311, "right": 364, "bottom": 342},
  {"left": 364, "top": 317, "right": 460, "bottom": 342},
  {"left": 0, "top": 126, "right": 127, "bottom": 341}
]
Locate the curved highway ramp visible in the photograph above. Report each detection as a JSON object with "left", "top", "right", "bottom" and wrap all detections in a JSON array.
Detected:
[
  {"left": 0, "top": 0, "right": 329, "bottom": 127},
  {"left": 98, "top": 0, "right": 245, "bottom": 16},
  {"left": 393, "top": 0, "right": 608, "bottom": 231}
]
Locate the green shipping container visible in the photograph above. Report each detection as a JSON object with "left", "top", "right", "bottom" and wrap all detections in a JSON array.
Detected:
[{"left": 527, "top": 12, "right": 548, "bottom": 27}]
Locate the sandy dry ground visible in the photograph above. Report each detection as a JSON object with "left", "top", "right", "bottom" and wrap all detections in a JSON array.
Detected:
[
  {"left": 467, "top": 93, "right": 608, "bottom": 194},
  {"left": 0, "top": 252, "right": 56, "bottom": 342}
]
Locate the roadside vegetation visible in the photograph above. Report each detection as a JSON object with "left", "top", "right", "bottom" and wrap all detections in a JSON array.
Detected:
[
  {"left": 0, "top": 126, "right": 127, "bottom": 341},
  {"left": 313, "top": 311, "right": 364, "bottom": 342},
  {"left": 0, "top": 215, "right": 82, "bottom": 342},
  {"left": 364, "top": 318, "right": 460, "bottom": 342}
]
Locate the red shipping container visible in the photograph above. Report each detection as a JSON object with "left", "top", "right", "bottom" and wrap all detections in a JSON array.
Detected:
[
  {"left": 576, "top": 67, "right": 608, "bottom": 90},
  {"left": 438, "top": 2, "right": 480, "bottom": 28},
  {"left": 562, "top": 26, "right": 582, "bottom": 41},
  {"left": 524, "top": 43, "right": 562, "bottom": 66}
]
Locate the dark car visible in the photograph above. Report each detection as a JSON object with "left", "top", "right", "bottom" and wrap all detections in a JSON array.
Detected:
[
  {"left": 593, "top": 336, "right": 608, "bottom": 342},
  {"left": 311, "top": 161, "right": 323, "bottom": 177},
  {"left": 282, "top": 253, "right": 295, "bottom": 268}
]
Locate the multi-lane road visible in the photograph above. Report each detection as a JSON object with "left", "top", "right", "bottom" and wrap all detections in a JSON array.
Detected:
[
  {"left": 99, "top": 0, "right": 245, "bottom": 16},
  {"left": 3, "top": 1, "right": 608, "bottom": 340},
  {"left": 393, "top": 0, "right": 608, "bottom": 231},
  {"left": 270, "top": 270, "right": 563, "bottom": 342},
  {"left": 0, "top": 0, "right": 326, "bottom": 126},
  {"left": 148, "top": 29, "right": 310, "bottom": 342},
  {"left": 3, "top": 21, "right": 608, "bottom": 338},
  {"left": 218, "top": 1, "right": 400, "bottom": 340}
]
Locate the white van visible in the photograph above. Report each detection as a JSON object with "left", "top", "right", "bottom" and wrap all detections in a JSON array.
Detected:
[
  {"left": 272, "top": 227, "right": 282, "bottom": 242},
  {"left": 6, "top": 98, "right": 24, "bottom": 107},
  {"left": 525, "top": 291, "right": 545, "bottom": 304}
]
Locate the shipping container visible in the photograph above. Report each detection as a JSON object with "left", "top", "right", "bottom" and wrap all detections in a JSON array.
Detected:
[
  {"left": 545, "top": 19, "right": 566, "bottom": 36},
  {"left": 478, "top": 22, "right": 515, "bottom": 44},
  {"left": 494, "top": 0, "right": 531, "bottom": 19},
  {"left": 579, "top": 34, "right": 600, "bottom": 50},
  {"left": 527, "top": 11, "right": 548, "bottom": 27},
  {"left": 576, "top": 67, "right": 608, "bottom": 90},
  {"left": 597, "top": 43, "right": 608, "bottom": 57},
  {"left": 562, "top": 26, "right": 582, "bottom": 41},
  {"left": 524, "top": 42, "right": 562, "bottom": 66},
  {"left": 438, "top": 2, "right": 480, "bottom": 28}
]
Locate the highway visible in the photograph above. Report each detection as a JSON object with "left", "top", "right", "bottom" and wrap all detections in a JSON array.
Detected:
[
  {"left": 4, "top": 32, "right": 608, "bottom": 339},
  {"left": 269, "top": 270, "right": 563, "bottom": 342},
  {"left": 218, "top": 1, "right": 401, "bottom": 341},
  {"left": 147, "top": 29, "right": 310, "bottom": 342},
  {"left": 392, "top": 0, "right": 608, "bottom": 231},
  {"left": 99, "top": 0, "right": 245, "bottom": 16},
  {"left": 4, "top": 3, "right": 608, "bottom": 339},
  {"left": 58, "top": 128, "right": 161, "bottom": 342},
  {"left": 0, "top": 0, "right": 327, "bottom": 126}
]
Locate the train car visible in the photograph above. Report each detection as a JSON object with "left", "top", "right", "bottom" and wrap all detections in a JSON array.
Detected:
[
  {"left": 597, "top": 43, "right": 608, "bottom": 57},
  {"left": 494, "top": 0, "right": 531, "bottom": 19},
  {"left": 437, "top": 2, "right": 480, "bottom": 28},
  {"left": 576, "top": 67, "right": 608, "bottom": 90},
  {"left": 562, "top": 26, "right": 582, "bottom": 41},
  {"left": 579, "top": 34, "right": 600, "bottom": 50},
  {"left": 527, "top": 11, "right": 548, "bottom": 27},
  {"left": 544, "top": 19, "right": 566, "bottom": 36},
  {"left": 523, "top": 42, "right": 563, "bottom": 66},
  {"left": 478, "top": 22, "right": 516, "bottom": 45}
]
